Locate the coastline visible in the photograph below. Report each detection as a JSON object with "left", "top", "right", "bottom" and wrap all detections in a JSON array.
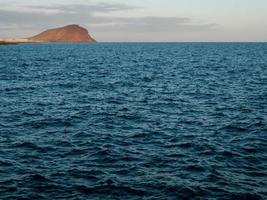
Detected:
[
  {"left": 0, "top": 38, "right": 31, "bottom": 45},
  {"left": 0, "top": 41, "right": 18, "bottom": 45}
]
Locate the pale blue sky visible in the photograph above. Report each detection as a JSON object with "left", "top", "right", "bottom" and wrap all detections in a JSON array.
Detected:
[{"left": 1, "top": 0, "right": 267, "bottom": 41}]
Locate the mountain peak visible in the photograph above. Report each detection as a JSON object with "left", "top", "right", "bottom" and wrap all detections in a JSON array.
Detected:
[{"left": 63, "top": 24, "right": 83, "bottom": 29}]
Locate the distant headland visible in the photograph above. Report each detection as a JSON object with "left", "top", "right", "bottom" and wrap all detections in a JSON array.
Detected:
[{"left": 0, "top": 24, "right": 96, "bottom": 44}]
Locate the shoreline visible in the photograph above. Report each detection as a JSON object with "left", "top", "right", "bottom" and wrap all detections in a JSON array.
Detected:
[
  {"left": 0, "top": 38, "right": 30, "bottom": 45},
  {"left": 0, "top": 41, "right": 18, "bottom": 45}
]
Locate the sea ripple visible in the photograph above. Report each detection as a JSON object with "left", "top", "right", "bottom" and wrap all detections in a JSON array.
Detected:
[{"left": 0, "top": 43, "right": 267, "bottom": 199}]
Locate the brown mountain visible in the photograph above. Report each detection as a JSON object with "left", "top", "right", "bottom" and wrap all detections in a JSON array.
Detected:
[{"left": 28, "top": 24, "right": 96, "bottom": 43}]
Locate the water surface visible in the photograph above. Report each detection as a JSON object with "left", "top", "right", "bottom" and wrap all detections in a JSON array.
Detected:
[{"left": 0, "top": 43, "right": 267, "bottom": 199}]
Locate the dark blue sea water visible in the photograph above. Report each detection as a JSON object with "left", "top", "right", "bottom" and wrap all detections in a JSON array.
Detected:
[{"left": 0, "top": 43, "right": 267, "bottom": 200}]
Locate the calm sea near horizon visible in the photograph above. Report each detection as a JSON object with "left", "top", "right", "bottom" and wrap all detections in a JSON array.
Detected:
[{"left": 0, "top": 43, "right": 266, "bottom": 199}]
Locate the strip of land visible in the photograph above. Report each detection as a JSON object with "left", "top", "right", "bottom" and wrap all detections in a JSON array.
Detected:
[{"left": 0, "top": 38, "right": 30, "bottom": 45}]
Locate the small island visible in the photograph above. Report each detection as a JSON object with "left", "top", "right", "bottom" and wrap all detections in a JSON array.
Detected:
[{"left": 0, "top": 24, "right": 96, "bottom": 44}]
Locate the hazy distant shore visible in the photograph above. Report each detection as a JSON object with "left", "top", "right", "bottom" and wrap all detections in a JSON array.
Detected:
[
  {"left": 0, "top": 38, "right": 32, "bottom": 45},
  {"left": 0, "top": 41, "right": 17, "bottom": 45},
  {"left": 0, "top": 41, "right": 18, "bottom": 45}
]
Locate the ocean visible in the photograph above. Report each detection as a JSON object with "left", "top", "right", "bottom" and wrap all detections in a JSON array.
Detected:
[{"left": 0, "top": 43, "right": 266, "bottom": 199}]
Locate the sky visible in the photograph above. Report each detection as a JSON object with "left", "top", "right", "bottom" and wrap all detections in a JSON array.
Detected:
[{"left": 0, "top": 0, "right": 267, "bottom": 42}]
